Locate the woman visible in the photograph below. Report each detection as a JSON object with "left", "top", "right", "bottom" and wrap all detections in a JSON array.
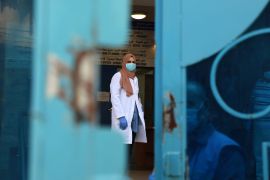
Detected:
[{"left": 110, "top": 53, "right": 147, "bottom": 153}]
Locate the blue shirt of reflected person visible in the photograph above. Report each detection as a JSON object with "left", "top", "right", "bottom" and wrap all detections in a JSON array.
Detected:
[{"left": 187, "top": 81, "right": 246, "bottom": 180}]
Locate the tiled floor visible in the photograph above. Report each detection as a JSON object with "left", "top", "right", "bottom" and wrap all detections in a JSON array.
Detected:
[{"left": 129, "top": 170, "right": 151, "bottom": 180}]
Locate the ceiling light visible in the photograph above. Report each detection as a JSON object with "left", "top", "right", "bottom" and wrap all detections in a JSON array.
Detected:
[{"left": 131, "top": 13, "right": 146, "bottom": 20}]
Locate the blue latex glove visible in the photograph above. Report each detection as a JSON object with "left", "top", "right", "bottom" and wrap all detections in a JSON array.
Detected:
[
  {"left": 149, "top": 171, "right": 155, "bottom": 180},
  {"left": 119, "top": 116, "right": 128, "bottom": 130}
]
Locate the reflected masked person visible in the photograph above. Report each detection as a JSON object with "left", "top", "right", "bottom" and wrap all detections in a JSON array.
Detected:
[{"left": 187, "top": 81, "right": 246, "bottom": 180}]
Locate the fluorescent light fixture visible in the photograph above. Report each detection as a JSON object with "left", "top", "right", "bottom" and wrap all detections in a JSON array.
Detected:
[{"left": 131, "top": 13, "right": 146, "bottom": 20}]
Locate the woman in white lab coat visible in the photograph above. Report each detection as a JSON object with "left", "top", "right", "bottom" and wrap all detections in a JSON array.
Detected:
[{"left": 110, "top": 53, "right": 147, "bottom": 146}]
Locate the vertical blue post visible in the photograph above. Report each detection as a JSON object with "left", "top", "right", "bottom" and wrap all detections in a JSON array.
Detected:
[
  {"left": 29, "top": 0, "right": 48, "bottom": 179},
  {"left": 155, "top": 0, "right": 186, "bottom": 179},
  {"left": 29, "top": 0, "right": 130, "bottom": 179},
  {"left": 154, "top": 0, "right": 163, "bottom": 177},
  {"left": 262, "top": 142, "right": 270, "bottom": 180}
]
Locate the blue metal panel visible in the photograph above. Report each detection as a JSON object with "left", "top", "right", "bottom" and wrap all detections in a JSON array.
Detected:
[
  {"left": 96, "top": 0, "right": 130, "bottom": 47},
  {"left": 155, "top": 0, "right": 186, "bottom": 179},
  {"left": 29, "top": 0, "right": 130, "bottom": 179},
  {"left": 182, "top": 0, "right": 268, "bottom": 66},
  {"left": 47, "top": 0, "right": 94, "bottom": 64}
]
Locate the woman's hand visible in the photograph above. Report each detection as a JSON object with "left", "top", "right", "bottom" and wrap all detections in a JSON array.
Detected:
[{"left": 119, "top": 117, "right": 128, "bottom": 130}]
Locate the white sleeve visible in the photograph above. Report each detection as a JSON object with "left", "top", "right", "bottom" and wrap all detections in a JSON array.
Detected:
[{"left": 110, "top": 73, "right": 125, "bottom": 118}]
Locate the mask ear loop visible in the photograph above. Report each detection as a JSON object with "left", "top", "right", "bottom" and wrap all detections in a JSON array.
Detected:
[
  {"left": 197, "top": 101, "right": 211, "bottom": 126},
  {"left": 197, "top": 101, "right": 206, "bottom": 114}
]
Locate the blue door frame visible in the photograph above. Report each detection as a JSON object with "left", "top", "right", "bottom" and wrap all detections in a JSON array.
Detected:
[
  {"left": 155, "top": 0, "right": 186, "bottom": 179},
  {"left": 154, "top": 0, "right": 270, "bottom": 179}
]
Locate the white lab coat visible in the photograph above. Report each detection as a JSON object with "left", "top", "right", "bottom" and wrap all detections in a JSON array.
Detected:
[{"left": 110, "top": 72, "right": 147, "bottom": 144}]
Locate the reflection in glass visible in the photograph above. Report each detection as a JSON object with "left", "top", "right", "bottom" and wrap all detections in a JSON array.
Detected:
[{"left": 187, "top": 81, "right": 246, "bottom": 180}]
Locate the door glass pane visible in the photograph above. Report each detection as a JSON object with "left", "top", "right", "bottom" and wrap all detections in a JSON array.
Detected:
[{"left": 186, "top": 6, "right": 270, "bottom": 179}]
